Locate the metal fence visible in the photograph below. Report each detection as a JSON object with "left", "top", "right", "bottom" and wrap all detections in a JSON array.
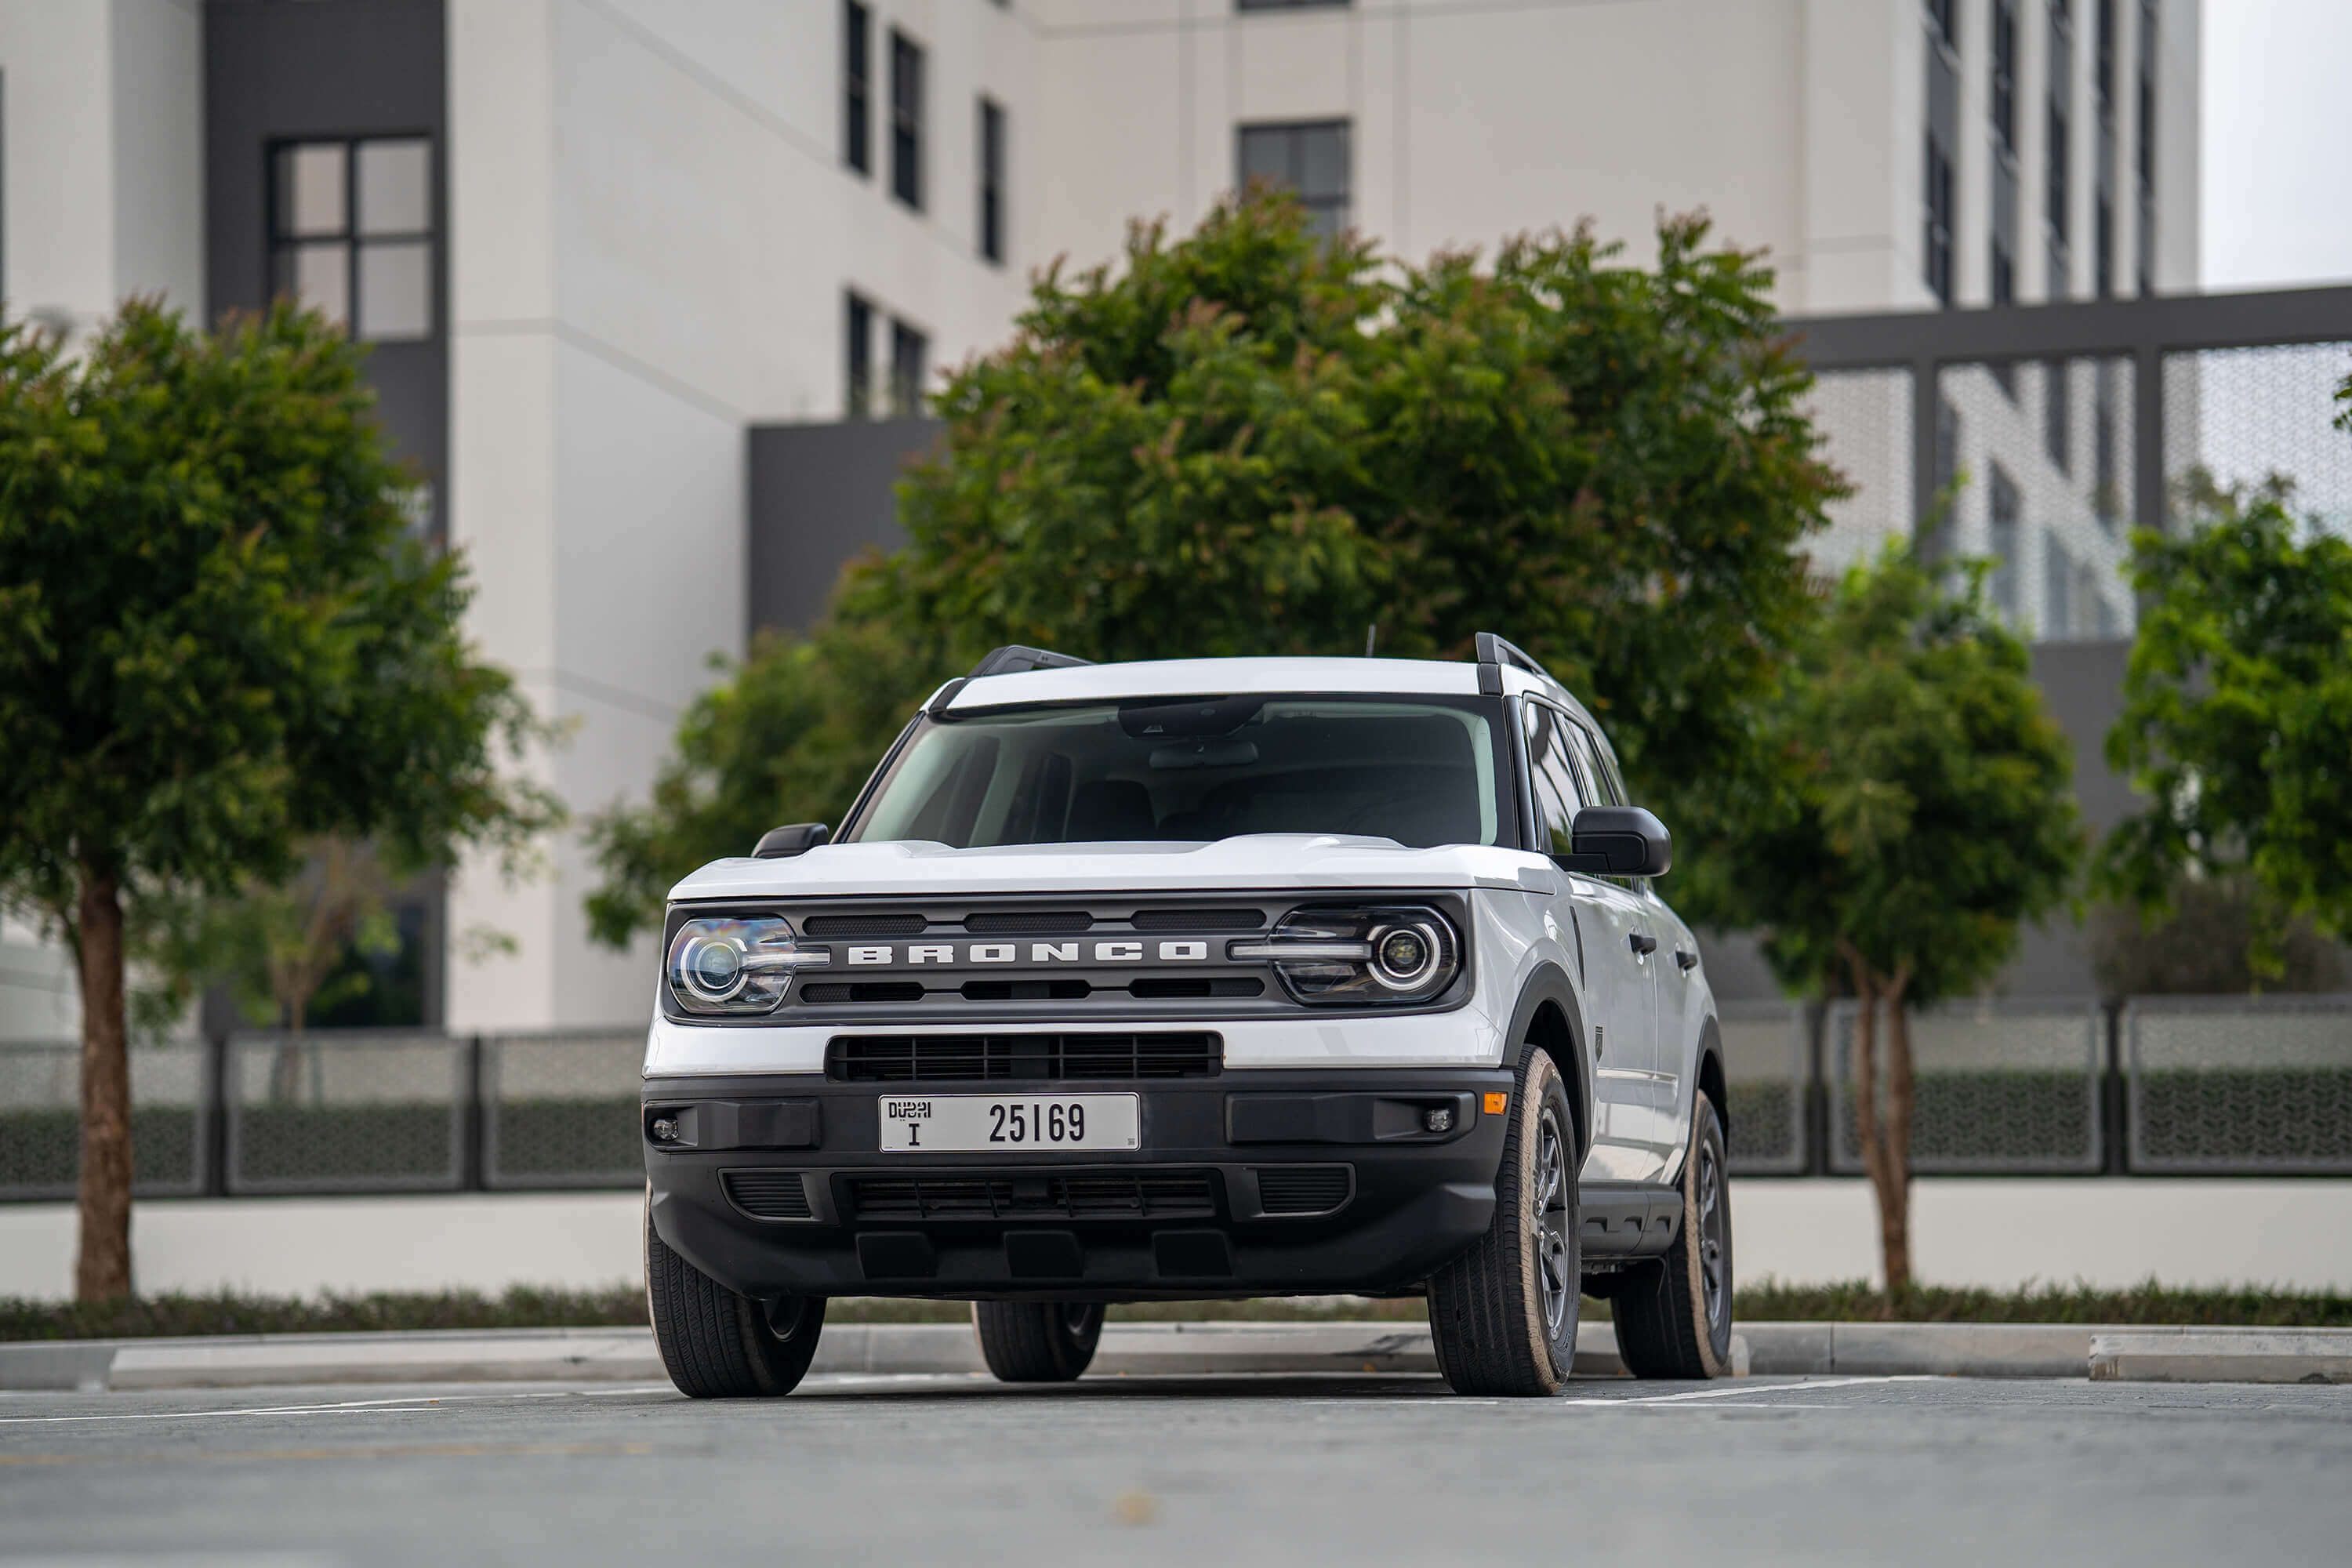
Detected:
[
  {"left": 2124, "top": 996, "right": 2352, "bottom": 1174},
  {"left": 1826, "top": 1000, "right": 2104, "bottom": 1175},
  {"left": 6, "top": 1000, "right": 2352, "bottom": 1199}
]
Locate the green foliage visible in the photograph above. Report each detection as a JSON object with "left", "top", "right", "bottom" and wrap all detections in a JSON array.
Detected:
[
  {"left": 2096, "top": 481, "right": 2352, "bottom": 978},
  {"left": 0, "top": 300, "right": 560, "bottom": 923},
  {"left": 2089, "top": 875, "right": 2347, "bottom": 996},
  {"left": 1730, "top": 1279, "right": 2352, "bottom": 1328},
  {"left": 587, "top": 192, "right": 1841, "bottom": 943},
  {"left": 1704, "top": 547, "right": 2082, "bottom": 1002}
]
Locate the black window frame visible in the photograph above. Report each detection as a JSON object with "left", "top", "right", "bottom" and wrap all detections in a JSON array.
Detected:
[
  {"left": 267, "top": 133, "right": 438, "bottom": 344},
  {"left": 889, "top": 28, "right": 925, "bottom": 212},
  {"left": 1922, "top": 1, "right": 1958, "bottom": 307},
  {"left": 2045, "top": 0, "right": 2074, "bottom": 299},
  {"left": 1235, "top": 119, "right": 1352, "bottom": 243},
  {"left": 978, "top": 96, "right": 1006, "bottom": 265},
  {"left": 843, "top": 0, "right": 871, "bottom": 176},
  {"left": 845, "top": 290, "right": 875, "bottom": 419},
  {"left": 889, "top": 316, "right": 928, "bottom": 418}
]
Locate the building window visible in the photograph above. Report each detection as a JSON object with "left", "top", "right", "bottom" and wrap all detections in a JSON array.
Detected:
[
  {"left": 1990, "top": 0, "right": 2017, "bottom": 308},
  {"left": 1922, "top": 2, "right": 1957, "bottom": 307},
  {"left": 978, "top": 96, "right": 1006, "bottom": 265},
  {"left": 270, "top": 136, "right": 434, "bottom": 342},
  {"left": 889, "top": 318, "right": 928, "bottom": 417},
  {"left": 2136, "top": 0, "right": 2157, "bottom": 294},
  {"left": 2093, "top": 0, "right": 2117, "bottom": 298},
  {"left": 845, "top": 291, "right": 874, "bottom": 419},
  {"left": 889, "top": 30, "right": 924, "bottom": 211},
  {"left": 2045, "top": 0, "right": 2073, "bottom": 299},
  {"left": 843, "top": 0, "right": 871, "bottom": 176},
  {"left": 1989, "top": 465, "right": 2021, "bottom": 623},
  {"left": 1236, "top": 120, "right": 1351, "bottom": 242}
]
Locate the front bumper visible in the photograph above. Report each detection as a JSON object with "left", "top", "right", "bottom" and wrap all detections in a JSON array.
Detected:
[{"left": 644, "top": 1068, "right": 1513, "bottom": 1301}]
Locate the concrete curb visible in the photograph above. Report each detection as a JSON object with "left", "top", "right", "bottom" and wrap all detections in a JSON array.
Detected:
[
  {"left": 5, "top": 1319, "right": 2345, "bottom": 1392},
  {"left": 2088, "top": 1326, "right": 2352, "bottom": 1385}
]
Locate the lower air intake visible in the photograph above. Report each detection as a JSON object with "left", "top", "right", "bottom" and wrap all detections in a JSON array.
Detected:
[
  {"left": 1254, "top": 1165, "right": 1353, "bottom": 1216},
  {"left": 722, "top": 1171, "right": 814, "bottom": 1220},
  {"left": 848, "top": 1171, "right": 1218, "bottom": 1221}
]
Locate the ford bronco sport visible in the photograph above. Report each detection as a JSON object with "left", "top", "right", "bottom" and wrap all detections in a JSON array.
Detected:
[{"left": 641, "top": 636, "right": 1733, "bottom": 1397}]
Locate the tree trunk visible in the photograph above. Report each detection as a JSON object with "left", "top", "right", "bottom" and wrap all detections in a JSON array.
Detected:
[
  {"left": 1880, "top": 965, "right": 1918, "bottom": 1291},
  {"left": 1838, "top": 942, "right": 1916, "bottom": 1295},
  {"left": 74, "top": 862, "right": 135, "bottom": 1301}
]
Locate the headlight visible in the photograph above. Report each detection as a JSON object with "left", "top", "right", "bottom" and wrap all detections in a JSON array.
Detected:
[
  {"left": 1229, "top": 905, "right": 1461, "bottom": 1005},
  {"left": 665, "top": 916, "right": 831, "bottom": 1015}
]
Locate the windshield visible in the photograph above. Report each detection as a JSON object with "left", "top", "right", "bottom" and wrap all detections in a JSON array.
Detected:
[{"left": 844, "top": 695, "right": 1507, "bottom": 850}]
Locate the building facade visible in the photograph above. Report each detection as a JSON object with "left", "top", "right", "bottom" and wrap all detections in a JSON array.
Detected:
[{"left": 0, "top": 0, "right": 2202, "bottom": 1036}]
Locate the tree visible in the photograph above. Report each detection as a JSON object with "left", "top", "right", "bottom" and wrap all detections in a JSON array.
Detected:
[
  {"left": 1705, "top": 548, "right": 2081, "bottom": 1290},
  {"left": 587, "top": 191, "right": 1842, "bottom": 945},
  {"left": 2096, "top": 476, "right": 2352, "bottom": 979},
  {"left": 0, "top": 302, "right": 559, "bottom": 1299}
]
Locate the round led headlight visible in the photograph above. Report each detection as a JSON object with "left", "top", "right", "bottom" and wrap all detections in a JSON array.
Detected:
[
  {"left": 1370, "top": 922, "right": 1442, "bottom": 991},
  {"left": 1229, "top": 904, "right": 1461, "bottom": 1006},
  {"left": 664, "top": 916, "right": 829, "bottom": 1015}
]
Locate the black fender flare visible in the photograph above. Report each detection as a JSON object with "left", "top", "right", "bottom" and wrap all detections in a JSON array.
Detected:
[
  {"left": 1505, "top": 962, "right": 1592, "bottom": 1165},
  {"left": 1694, "top": 1012, "right": 1729, "bottom": 1142}
]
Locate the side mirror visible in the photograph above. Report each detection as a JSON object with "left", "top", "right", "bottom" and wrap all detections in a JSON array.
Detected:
[
  {"left": 1554, "top": 805, "right": 1671, "bottom": 878},
  {"left": 751, "top": 822, "right": 831, "bottom": 859}
]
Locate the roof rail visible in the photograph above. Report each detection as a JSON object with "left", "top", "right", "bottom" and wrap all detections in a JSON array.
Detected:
[
  {"left": 967, "top": 644, "right": 1094, "bottom": 678},
  {"left": 1473, "top": 633, "right": 1563, "bottom": 696}
]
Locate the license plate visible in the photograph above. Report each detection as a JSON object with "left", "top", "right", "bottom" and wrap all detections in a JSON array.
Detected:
[{"left": 877, "top": 1094, "right": 1139, "bottom": 1152}]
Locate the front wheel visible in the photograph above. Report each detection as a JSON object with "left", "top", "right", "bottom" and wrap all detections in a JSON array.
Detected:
[
  {"left": 1427, "top": 1047, "right": 1581, "bottom": 1396},
  {"left": 1614, "top": 1090, "right": 1734, "bottom": 1379},
  {"left": 646, "top": 1210, "right": 828, "bottom": 1398},
  {"left": 973, "top": 1301, "right": 1105, "bottom": 1382}
]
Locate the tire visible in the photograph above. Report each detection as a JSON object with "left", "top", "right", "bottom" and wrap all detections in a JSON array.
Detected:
[
  {"left": 972, "top": 1301, "right": 1106, "bottom": 1382},
  {"left": 1615, "top": 1090, "right": 1734, "bottom": 1380},
  {"left": 1427, "top": 1047, "right": 1581, "bottom": 1396},
  {"left": 646, "top": 1210, "right": 827, "bottom": 1398}
]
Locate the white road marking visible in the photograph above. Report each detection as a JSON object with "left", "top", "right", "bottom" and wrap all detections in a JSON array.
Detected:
[
  {"left": 0, "top": 1392, "right": 527, "bottom": 1427},
  {"left": 1562, "top": 1375, "right": 1941, "bottom": 1406}
]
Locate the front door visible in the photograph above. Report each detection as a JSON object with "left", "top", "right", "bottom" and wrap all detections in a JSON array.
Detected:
[{"left": 1522, "top": 700, "right": 1664, "bottom": 1182}]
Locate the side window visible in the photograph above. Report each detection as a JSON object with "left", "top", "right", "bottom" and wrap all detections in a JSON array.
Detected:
[
  {"left": 1520, "top": 702, "right": 1587, "bottom": 855},
  {"left": 1564, "top": 720, "right": 1623, "bottom": 807}
]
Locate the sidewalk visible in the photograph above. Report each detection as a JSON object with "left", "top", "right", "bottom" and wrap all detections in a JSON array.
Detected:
[{"left": 5, "top": 1319, "right": 2347, "bottom": 1392}]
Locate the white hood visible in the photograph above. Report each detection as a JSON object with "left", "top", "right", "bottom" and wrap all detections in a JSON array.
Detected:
[{"left": 667, "top": 834, "right": 1548, "bottom": 902}]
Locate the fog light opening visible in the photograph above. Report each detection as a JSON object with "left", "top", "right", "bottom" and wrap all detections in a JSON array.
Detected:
[{"left": 1423, "top": 1105, "right": 1455, "bottom": 1134}]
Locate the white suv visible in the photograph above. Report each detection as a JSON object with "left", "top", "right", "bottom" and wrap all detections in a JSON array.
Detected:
[{"left": 641, "top": 637, "right": 1733, "bottom": 1397}]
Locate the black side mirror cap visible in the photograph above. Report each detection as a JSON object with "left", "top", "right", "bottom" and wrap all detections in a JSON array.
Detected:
[
  {"left": 752, "top": 822, "right": 831, "bottom": 858},
  {"left": 1553, "top": 805, "right": 1671, "bottom": 878}
]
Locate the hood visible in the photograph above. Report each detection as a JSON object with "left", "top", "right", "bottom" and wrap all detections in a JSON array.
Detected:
[{"left": 667, "top": 835, "right": 1548, "bottom": 902}]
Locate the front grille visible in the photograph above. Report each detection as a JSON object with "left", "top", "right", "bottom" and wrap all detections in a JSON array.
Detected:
[
  {"left": 1254, "top": 1165, "right": 1353, "bottom": 1216},
  {"left": 960, "top": 979, "right": 1092, "bottom": 1001},
  {"left": 1128, "top": 977, "right": 1265, "bottom": 1000},
  {"left": 828, "top": 1033, "right": 1222, "bottom": 1083},
  {"left": 1131, "top": 907, "right": 1265, "bottom": 931},
  {"left": 723, "top": 1171, "right": 815, "bottom": 1220},
  {"left": 803, "top": 912, "right": 927, "bottom": 938},
  {"left": 848, "top": 1171, "right": 1218, "bottom": 1221},
  {"left": 800, "top": 981, "right": 927, "bottom": 1004},
  {"left": 964, "top": 910, "right": 1094, "bottom": 935}
]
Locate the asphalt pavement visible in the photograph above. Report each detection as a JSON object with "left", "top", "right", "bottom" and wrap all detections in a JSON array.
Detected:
[{"left": 3, "top": 1371, "right": 2348, "bottom": 1566}]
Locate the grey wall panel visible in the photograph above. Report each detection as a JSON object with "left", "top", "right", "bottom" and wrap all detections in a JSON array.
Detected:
[
  {"left": 746, "top": 418, "right": 944, "bottom": 637},
  {"left": 205, "top": 0, "right": 447, "bottom": 532},
  {"left": 2029, "top": 637, "right": 2136, "bottom": 836}
]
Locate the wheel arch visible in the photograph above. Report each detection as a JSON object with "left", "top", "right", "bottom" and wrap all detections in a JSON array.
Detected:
[
  {"left": 1695, "top": 1012, "right": 1729, "bottom": 1142},
  {"left": 1507, "top": 964, "right": 1592, "bottom": 1165}
]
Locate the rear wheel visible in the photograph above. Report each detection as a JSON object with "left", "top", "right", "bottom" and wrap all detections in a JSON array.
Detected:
[
  {"left": 646, "top": 1211, "right": 827, "bottom": 1398},
  {"left": 973, "top": 1301, "right": 1105, "bottom": 1382},
  {"left": 1614, "top": 1090, "right": 1733, "bottom": 1380},
  {"left": 1427, "top": 1047, "right": 1581, "bottom": 1396}
]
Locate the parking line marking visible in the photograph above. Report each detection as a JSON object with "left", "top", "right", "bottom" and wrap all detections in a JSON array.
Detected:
[
  {"left": 1563, "top": 1375, "right": 1940, "bottom": 1407},
  {"left": 0, "top": 1393, "right": 518, "bottom": 1427}
]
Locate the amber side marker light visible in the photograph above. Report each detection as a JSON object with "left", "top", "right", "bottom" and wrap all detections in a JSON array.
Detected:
[{"left": 1483, "top": 1092, "right": 1508, "bottom": 1116}]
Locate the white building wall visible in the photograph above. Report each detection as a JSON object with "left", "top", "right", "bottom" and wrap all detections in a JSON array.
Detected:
[
  {"left": 0, "top": 0, "right": 202, "bottom": 336},
  {"left": 445, "top": 0, "right": 1030, "bottom": 1029}
]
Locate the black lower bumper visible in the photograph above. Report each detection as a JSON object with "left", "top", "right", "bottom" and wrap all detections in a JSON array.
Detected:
[{"left": 643, "top": 1069, "right": 1513, "bottom": 1301}]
